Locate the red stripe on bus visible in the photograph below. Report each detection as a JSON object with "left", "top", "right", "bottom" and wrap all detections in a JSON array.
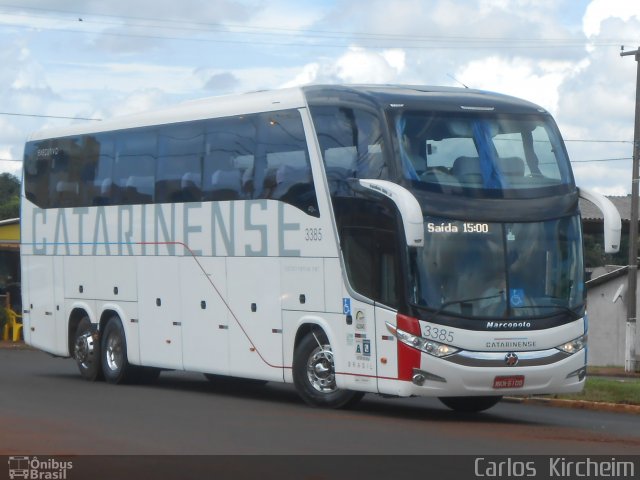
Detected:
[{"left": 396, "top": 314, "right": 421, "bottom": 381}]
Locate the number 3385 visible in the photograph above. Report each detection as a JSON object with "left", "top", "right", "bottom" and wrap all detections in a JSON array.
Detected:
[
  {"left": 423, "top": 325, "right": 455, "bottom": 343},
  {"left": 305, "top": 228, "right": 323, "bottom": 241}
]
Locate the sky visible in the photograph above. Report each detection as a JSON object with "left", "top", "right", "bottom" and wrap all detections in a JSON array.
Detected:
[{"left": 1, "top": 0, "right": 639, "bottom": 195}]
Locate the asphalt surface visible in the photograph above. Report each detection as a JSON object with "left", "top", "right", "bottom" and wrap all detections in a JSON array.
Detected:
[{"left": 1, "top": 347, "right": 639, "bottom": 456}]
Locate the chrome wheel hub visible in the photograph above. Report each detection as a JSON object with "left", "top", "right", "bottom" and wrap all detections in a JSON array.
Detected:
[
  {"left": 105, "top": 332, "right": 123, "bottom": 372},
  {"left": 306, "top": 345, "right": 337, "bottom": 393},
  {"left": 74, "top": 332, "right": 94, "bottom": 367}
]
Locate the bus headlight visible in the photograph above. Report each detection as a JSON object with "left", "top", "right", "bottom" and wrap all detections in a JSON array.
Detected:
[
  {"left": 556, "top": 334, "right": 587, "bottom": 354},
  {"left": 386, "top": 322, "right": 458, "bottom": 358}
]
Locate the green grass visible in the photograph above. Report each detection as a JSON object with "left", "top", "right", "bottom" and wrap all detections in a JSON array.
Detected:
[{"left": 550, "top": 377, "right": 640, "bottom": 405}]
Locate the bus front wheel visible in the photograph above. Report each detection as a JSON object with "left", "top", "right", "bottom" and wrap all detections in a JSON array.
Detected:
[
  {"left": 293, "top": 330, "right": 364, "bottom": 409},
  {"left": 438, "top": 396, "right": 502, "bottom": 413}
]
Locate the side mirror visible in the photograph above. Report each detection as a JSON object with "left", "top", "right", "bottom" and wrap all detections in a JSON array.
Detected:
[
  {"left": 579, "top": 188, "right": 622, "bottom": 254},
  {"left": 358, "top": 179, "right": 424, "bottom": 247}
]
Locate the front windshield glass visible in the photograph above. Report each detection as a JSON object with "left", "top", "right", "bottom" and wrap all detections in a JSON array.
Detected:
[
  {"left": 394, "top": 111, "right": 573, "bottom": 195},
  {"left": 410, "top": 216, "right": 584, "bottom": 319}
]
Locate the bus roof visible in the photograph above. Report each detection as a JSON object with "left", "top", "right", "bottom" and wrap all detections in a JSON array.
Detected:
[
  {"left": 27, "top": 87, "right": 308, "bottom": 141},
  {"left": 302, "top": 84, "right": 547, "bottom": 114},
  {"left": 27, "top": 84, "right": 547, "bottom": 141}
]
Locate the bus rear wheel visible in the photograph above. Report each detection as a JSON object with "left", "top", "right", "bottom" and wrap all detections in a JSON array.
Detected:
[
  {"left": 293, "top": 330, "right": 364, "bottom": 409},
  {"left": 101, "top": 315, "right": 135, "bottom": 384},
  {"left": 438, "top": 396, "right": 502, "bottom": 413},
  {"left": 73, "top": 317, "right": 102, "bottom": 381},
  {"left": 100, "top": 316, "right": 161, "bottom": 385}
]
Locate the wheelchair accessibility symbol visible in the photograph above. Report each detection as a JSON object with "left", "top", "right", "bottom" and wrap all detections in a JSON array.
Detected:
[
  {"left": 343, "top": 298, "right": 351, "bottom": 315},
  {"left": 510, "top": 289, "right": 525, "bottom": 307}
]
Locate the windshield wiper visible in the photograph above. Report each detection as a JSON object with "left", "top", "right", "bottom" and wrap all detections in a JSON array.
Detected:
[{"left": 411, "top": 291, "right": 505, "bottom": 324}]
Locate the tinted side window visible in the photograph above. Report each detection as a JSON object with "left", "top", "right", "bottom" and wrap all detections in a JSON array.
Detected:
[
  {"left": 24, "top": 136, "right": 98, "bottom": 209},
  {"left": 113, "top": 129, "right": 156, "bottom": 205},
  {"left": 342, "top": 226, "right": 400, "bottom": 307},
  {"left": 259, "top": 111, "right": 319, "bottom": 217},
  {"left": 203, "top": 116, "right": 255, "bottom": 201},
  {"left": 24, "top": 142, "right": 52, "bottom": 208},
  {"left": 157, "top": 123, "right": 204, "bottom": 203},
  {"left": 89, "top": 134, "right": 115, "bottom": 206},
  {"left": 23, "top": 109, "right": 318, "bottom": 216},
  {"left": 202, "top": 110, "right": 318, "bottom": 216},
  {"left": 310, "top": 106, "right": 388, "bottom": 196}
]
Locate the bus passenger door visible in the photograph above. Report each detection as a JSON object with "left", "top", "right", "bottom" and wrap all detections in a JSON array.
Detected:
[{"left": 337, "top": 224, "right": 402, "bottom": 393}]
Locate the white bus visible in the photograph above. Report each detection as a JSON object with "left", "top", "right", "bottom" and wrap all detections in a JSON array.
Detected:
[{"left": 20, "top": 85, "right": 621, "bottom": 412}]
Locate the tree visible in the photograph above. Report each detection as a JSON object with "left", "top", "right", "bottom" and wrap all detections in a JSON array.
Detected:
[
  {"left": 0, "top": 173, "right": 20, "bottom": 220},
  {"left": 583, "top": 233, "right": 605, "bottom": 268},
  {"left": 583, "top": 228, "right": 632, "bottom": 269}
]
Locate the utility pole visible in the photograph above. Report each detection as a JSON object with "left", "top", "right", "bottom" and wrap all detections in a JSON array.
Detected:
[{"left": 621, "top": 46, "right": 640, "bottom": 372}]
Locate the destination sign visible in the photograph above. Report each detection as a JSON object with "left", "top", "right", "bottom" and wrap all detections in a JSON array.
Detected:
[{"left": 426, "top": 221, "right": 491, "bottom": 234}]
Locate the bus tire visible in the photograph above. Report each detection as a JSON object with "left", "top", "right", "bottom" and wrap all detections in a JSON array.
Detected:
[
  {"left": 73, "top": 317, "right": 102, "bottom": 381},
  {"left": 438, "top": 396, "right": 502, "bottom": 413},
  {"left": 101, "top": 315, "right": 135, "bottom": 384},
  {"left": 293, "top": 330, "right": 364, "bottom": 409}
]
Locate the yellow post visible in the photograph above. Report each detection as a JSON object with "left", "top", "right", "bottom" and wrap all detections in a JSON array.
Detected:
[
  {"left": 1, "top": 294, "right": 8, "bottom": 341},
  {"left": 1, "top": 293, "right": 22, "bottom": 342}
]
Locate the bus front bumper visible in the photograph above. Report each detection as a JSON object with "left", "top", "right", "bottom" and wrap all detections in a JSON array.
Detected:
[{"left": 377, "top": 348, "right": 587, "bottom": 398}]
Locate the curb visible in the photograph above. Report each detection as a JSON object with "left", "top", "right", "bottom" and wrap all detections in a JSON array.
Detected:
[{"left": 504, "top": 396, "right": 640, "bottom": 415}]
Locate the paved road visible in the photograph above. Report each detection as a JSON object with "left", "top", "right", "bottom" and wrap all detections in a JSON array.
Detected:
[{"left": 1, "top": 348, "right": 639, "bottom": 456}]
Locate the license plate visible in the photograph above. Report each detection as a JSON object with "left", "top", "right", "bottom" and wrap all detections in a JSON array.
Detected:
[{"left": 493, "top": 375, "right": 525, "bottom": 389}]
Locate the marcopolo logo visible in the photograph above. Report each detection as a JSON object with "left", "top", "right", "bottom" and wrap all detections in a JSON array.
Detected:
[
  {"left": 485, "top": 321, "right": 532, "bottom": 330},
  {"left": 8, "top": 456, "right": 73, "bottom": 480}
]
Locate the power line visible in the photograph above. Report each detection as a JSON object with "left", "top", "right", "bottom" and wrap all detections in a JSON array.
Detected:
[
  {"left": 570, "top": 157, "right": 632, "bottom": 163},
  {"left": 0, "top": 114, "right": 633, "bottom": 155},
  {"left": 0, "top": 109, "right": 633, "bottom": 146},
  {"left": 0, "top": 3, "right": 621, "bottom": 43},
  {"left": 0, "top": 112, "right": 101, "bottom": 121},
  {"left": 3, "top": 3, "right": 634, "bottom": 46},
  {"left": 0, "top": 157, "right": 633, "bottom": 164},
  {"left": 565, "top": 139, "right": 633, "bottom": 144},
  {"left": 0, "top": 4, "right": 634, "bottom": 50},
  {"left": 3, "top": 21, "right": 616, "bottom": 50}
]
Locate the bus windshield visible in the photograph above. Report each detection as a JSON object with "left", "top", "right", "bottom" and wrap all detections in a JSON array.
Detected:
[
  {"left": 393, "top": 111, "right": 573, "bottom": 195},
  {"left": 410, "top": 216, "right": 584, "bottom": 319}
]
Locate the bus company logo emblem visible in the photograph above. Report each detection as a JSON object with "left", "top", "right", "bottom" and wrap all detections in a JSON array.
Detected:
[{"left": 505, "top": 352, "right": 519, "bottom": 367}]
